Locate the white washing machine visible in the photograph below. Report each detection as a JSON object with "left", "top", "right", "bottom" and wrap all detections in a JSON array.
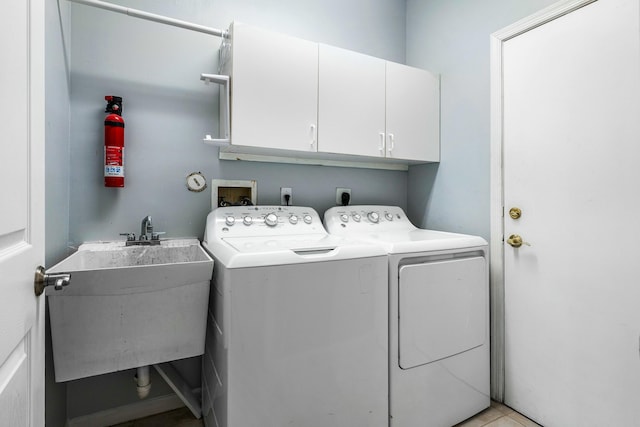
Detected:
[
  {"left": 201, "top": 205, "right": 389, "bottom": 427},
  {"left": 324, "top": 205, "right": 490, "bottom": 427}
]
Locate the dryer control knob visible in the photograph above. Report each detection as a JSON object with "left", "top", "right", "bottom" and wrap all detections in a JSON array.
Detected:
[
  {"left": 340, "top": 214, "right": 349, "bottom": 223},
  {"left": 352, "top": 213, "right": 361, "bottom": 222},
  {"left": 303, "top": 214, "right": 313, "bottom": 224},
  {"left": 264, "top": 213, "right": 278, "bottom": 227},
  {"left": 367, "top": 212, "right": 380, "bottom": 223},
  {"left": 289, "top": 215, "right": 299, "bottom": 225},
  {"left": 385, "top": 212, "right": 393, "bottom": 221},
  {"left": 243, "top": 216, "right": 253, "bottom": 226},
  {"left": 225, "top": 216, "right": 236, "bottom": 226}
]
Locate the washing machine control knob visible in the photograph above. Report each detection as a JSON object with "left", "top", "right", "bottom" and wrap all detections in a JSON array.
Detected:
[
  {"left": 264, "top": 213, "right": 279, "bottom": 227},
  {"left": 289, "top": 215, "right": 298, "bottom": 225},
  {"left": 225, "top": 216, "right": 236, "bottom": 226},
  {"left": 367, "top": 212, "right": 380, "bottom": 223},
  {"left": 303, "top": 214, "right": 313, "bottom": 224},
  {"left": 243, "top": 216, "right": 253, "bottom": 226},
  {"left": 340, "top": 214, "right": 349, "bottom": 223},
  {"left": 385, "top": 212, "right": 393, "bottom": 221},
  {"left": 352, "top": 213, "right": 361, "bottom": 222}
]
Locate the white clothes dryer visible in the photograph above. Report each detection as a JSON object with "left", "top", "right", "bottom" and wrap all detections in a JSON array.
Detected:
[
  {"left": 201, "top": 205, "right": 388, "bottom": 427},
  {"left": 325, "top": 205, "right": 490, "bottom": 427}
]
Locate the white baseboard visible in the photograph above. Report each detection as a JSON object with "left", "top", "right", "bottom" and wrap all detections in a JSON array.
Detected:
[{"left": 66, "top": 393, "right": 184, "bottom": 427}]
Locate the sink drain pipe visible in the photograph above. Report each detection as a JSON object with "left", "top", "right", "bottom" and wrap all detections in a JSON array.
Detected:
[
  {"left": 133, "top": 363, "right": 202, "bottom": 417},
  {"left": 135, "top": 366, "right": 151, "bottom": 399}
]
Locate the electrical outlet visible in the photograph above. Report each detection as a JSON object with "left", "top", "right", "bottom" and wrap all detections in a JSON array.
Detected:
[
  {"left": 336, "top": 188, "right": 351, "bottom": 205},
  {"left": 281, "top": 187, "right": 293, "bottom": 206}
]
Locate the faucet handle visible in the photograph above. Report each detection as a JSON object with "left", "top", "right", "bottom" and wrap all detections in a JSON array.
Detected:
[
  {"left": 120, "top": 233, "right": 136, "bottom": 241},
  {"left": 151, "top": 232, "right": 166, "bottom": 241}
]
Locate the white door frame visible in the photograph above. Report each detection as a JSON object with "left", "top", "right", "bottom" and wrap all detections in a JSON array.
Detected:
[{"left": 488, "top": 0, "right": 597, "bottom": 402}]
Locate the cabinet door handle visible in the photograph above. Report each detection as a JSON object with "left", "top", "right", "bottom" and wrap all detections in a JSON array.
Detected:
[
  {"left": 387, "top": 133, "right": 395, "bottom": 155},
  {"left": 379, "top": 132, "right": 385, "bottom": 156},
  {"left": 310, "top": 124, "right": 317, "bottom": 151}
]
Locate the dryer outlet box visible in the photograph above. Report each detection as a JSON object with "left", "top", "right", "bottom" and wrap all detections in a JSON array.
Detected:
[{"left": 212, "top": 179, "right": 257, "bottom": 208}]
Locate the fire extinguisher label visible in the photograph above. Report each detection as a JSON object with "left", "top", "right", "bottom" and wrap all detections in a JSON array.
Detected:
[{"left": 104, "top": 146, "right": 124, "bottom": 177}]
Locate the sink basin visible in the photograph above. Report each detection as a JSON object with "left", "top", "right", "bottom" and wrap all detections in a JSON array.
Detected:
[{"left": 46, "top": 238, "right": 213, "bottom": 382}]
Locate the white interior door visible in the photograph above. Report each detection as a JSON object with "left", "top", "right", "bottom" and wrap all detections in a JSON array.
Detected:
[
  {"left": 500, "top": 0, "right": 640, "bottom": 425},
  {"left": 0, "top": 0, "right": 46, "bottom": 426}
]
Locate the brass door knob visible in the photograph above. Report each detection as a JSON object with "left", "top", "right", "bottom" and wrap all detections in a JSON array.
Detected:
[
  {"left": 509, "top": 207, "right": 522, "bottom": 219},
  {"left": 507, "top": 234, "right": 523, "bottom": 248}
]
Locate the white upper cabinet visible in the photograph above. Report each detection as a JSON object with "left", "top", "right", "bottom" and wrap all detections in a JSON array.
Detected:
[
  {"left": 220, "top": 22, "right": 440, "bottom": 165},
  {"left": 318, "top": 46, "right": 440, "bottom": 161},
  {"left": 386, "top": 61, "right": 440, "bottom": 162},
  {"left": 318, "top": 44, "right": 386, "bottom": 157},
  {"left": 226, "top": 22, "right": 319, "bottom": 152}
]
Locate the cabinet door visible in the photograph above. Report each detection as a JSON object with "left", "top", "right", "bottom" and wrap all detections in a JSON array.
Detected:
[
  {"left": 231, "top": 22, "right": 318, "bottom": 152},
  {"left": 386, "top": 61, "right": 440, "bottom": 161},
  {"left": 318, "top": 44, "right": 386, "bottom": 157}
]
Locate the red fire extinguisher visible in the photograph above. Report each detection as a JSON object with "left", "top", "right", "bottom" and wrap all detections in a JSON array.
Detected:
[{"left": 104, "top": 96, "right": 125, "bottom": 187}]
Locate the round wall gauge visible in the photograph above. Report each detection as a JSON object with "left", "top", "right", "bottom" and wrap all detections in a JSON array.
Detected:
[{"left": 186, "top": 172, "right": 207, "bottom": 192}]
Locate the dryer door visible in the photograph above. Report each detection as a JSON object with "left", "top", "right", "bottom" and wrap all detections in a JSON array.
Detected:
[{"left": 398, "top": 256, "right": 487, "bottom": 369}]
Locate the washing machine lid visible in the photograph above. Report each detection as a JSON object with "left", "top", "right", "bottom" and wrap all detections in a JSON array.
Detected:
[
  {"left": 221, "top": 233, "right": 336, "bottom": 253},
  {"left": 205, "top": 234, "right": 386, "bottom": 269}
]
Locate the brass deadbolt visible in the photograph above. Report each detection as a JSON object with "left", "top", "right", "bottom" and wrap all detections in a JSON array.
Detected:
[{"left": 509, "top": 207, "right": 522, "bottom": 219}]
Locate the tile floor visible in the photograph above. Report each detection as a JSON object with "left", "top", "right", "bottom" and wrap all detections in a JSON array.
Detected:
[
  {"left": 455, "top": 401, "right": 542, "bottom": 427},
  {"left": 111, "top": 400, "right": 541, "bottom": 427}
]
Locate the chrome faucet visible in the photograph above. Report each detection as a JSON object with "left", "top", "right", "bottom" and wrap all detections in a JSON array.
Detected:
[
  {"left": 120, "top": 216, "right": 163, "bottom": 245},
  {"left": 140, "top": 216, "right": 153, "bottom": 240},
  {"left": 139, "top": 215, "right": 153, "bottom": 240}
]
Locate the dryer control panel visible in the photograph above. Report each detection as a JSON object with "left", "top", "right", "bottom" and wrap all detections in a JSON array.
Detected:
[
  {"left": 324, "top": 205, "right": 416, "bottom": 234},
  {"left": 206, "top": 206, "right": 326, "bottom": 241}
]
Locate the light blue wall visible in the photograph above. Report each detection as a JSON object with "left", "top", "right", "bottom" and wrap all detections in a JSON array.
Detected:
[
  {"left": 405, "top": 0, "right": 557, "bottom": 240},
  {"left": 45, "top": 0, "right": 71, "bottom": 426},
  {"left": 67, "top": 0, "right": 408, "bottom": 248},
  {"left": 61, "top": 0, "right": 407, "bottom": 421},
  {"left": 46, "top": 0, "right": 71, "bottom": 269}
]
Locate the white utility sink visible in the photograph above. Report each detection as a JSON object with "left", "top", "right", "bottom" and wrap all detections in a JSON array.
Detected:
[{"left": 46, "top": 238, "right": 213, "bottom": 382}]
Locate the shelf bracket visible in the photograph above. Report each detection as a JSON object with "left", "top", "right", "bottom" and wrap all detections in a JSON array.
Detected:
[{"left": 201, "top": 73, "right": 230, "bottom": 146}]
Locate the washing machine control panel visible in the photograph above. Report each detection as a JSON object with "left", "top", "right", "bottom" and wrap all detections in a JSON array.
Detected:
[
  {"left": 207, "top": 205, "right": 326, "bottom": 238},
  {"left": 324, "top": 205, "right": 415, "bottom": 234}
]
